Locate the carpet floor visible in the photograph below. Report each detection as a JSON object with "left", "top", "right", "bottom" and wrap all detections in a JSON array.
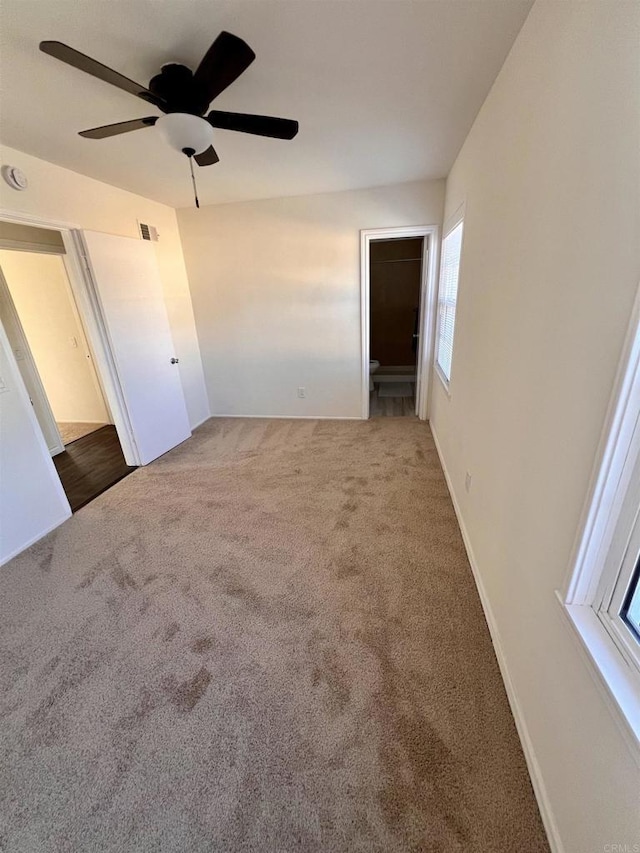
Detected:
[
  {"left": 0, "top": 417, "right": 549, "bottom": 852},
  {"left": 56, "top": 422, "right": 108, "bottom": 446}
]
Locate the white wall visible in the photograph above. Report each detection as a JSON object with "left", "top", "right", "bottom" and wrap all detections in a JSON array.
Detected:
[
  {"left": 0, "top": 320, "right": 70, "bottom": 564},
  {"left": 0, "top": 250, "right": 109, "bottom": 424},
  {"left": 178, "top": 180, "right": 444, "bottom": 417},
  {"left": 429, "top": 2, "right": 640, "bottom": 851},
  {"left": 0, "top": 145, "right": 209, "bottom": 429}
]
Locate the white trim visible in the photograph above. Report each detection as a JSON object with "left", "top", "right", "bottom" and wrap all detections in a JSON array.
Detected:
[
  {"left": 434, "top": 362, "right": 452, "bottom": 397},
  {"left": 67, "top": 230, "right": 140, "bottom": 464},
  {"left": 563, "top": 283, "right": 640, "bottom": 605},
  {"left": 0, "top": 209, "right": 80, "bottom": 230},
  {"left": 55, "top": 419, "right": 109, "bottom": 425},
  {"left": 190, "top": 414, "right": 211, "bottom": 430},
  {"left": 430, "top": 422, "right": 564, "bottom": 853},
  {"left": 208, "top": 414, "right": 363, "bottom": 421},
  {"left": 556, "top": 594, "right": 640, "bottom": 767},
  {"left": 360, "top": 225, "right": 440, "bottom": 421},
  {"left": 443, "top": 202, "right": 465, "bottom": 237},
  {"left": 553, "top": 280, "right": 640, "bottom": 764},
  {"left": 0, "top": 239, "right": 66, "bottom": 255},
  {"left": 598, "top": 495, "right": 640, "bottom": 677},
  {"left": 0, "top": 512, "right": 72, "bottom": 567},
  {"left": 419, "top": 228, "right": 441, "bottom": 420},
  {"left": 58, "top": 253, "right": 113, "bottom": 425}
]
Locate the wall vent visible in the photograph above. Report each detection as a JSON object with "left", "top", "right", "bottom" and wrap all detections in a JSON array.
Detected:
[{"left": 138, "top": 222, "right": 159, "bottom": 242}]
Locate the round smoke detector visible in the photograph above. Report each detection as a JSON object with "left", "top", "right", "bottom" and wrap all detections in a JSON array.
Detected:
[{"left": 2, "top": 165, "right": 28, "bottom": 191}]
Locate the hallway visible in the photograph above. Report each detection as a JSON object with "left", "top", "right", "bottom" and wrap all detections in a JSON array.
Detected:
[{"left": 53, "top": 424, "right": 136, "bottom": 512}]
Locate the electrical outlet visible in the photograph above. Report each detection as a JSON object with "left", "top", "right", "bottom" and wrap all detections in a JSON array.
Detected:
[
  {"left": 465, "top": 471, "right": 472, "bottom": 493},
  {"left": 297, "top": 386, "right": 306, "bottom": 399}
]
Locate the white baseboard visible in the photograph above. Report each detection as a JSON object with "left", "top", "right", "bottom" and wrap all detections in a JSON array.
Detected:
[
  {"left": 208, "top": 413, "right": 363, "bottom": 421},
  {"left": 429, "top": 423, "right": 564, "bottom": 853},
  {"left": 190, "top": 414, "right": 211, "bottom": 430},
  {"left": 0, "top": 510, "right": 71, "bottom": 567}
]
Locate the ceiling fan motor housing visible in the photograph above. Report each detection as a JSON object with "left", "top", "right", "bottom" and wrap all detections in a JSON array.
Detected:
[{"left": 149, "top": 63, "right": 210, "bottom": 115}]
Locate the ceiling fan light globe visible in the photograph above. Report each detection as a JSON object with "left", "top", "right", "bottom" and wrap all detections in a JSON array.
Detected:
[{"left": 156, "top": 113, "right": 213, "bottom": 155}]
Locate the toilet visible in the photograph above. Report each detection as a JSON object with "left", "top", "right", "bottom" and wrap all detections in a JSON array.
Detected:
[{"left": 369, "top": 359, "right": 380, "bottom": 391}]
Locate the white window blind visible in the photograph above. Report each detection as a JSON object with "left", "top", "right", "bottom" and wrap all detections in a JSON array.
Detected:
[{"left": 436, "top": 220, "right": 464, "bottom": 384}]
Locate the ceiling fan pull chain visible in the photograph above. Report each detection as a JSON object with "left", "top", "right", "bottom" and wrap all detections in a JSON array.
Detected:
[{"left": 184, "top": 149, "right": 200, "bottom": 209}]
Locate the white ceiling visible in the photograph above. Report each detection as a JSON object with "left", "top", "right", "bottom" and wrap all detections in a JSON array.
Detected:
[{"left": 0, "top": 0, "right": 533, "bottom": 209}]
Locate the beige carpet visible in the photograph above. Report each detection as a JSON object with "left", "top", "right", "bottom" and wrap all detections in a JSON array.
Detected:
[
  {"left": 0, "top": 417, "right": 549, "bottom": 852},
  {"left": 56, "top": 421, "right": 108, "bottom": 445}
]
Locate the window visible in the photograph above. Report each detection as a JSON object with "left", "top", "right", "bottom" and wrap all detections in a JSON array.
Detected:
[
  {"left": 562, "top": 300, "right": 640, "bottom": 754},
  {"left": 435, "top": 218, "right": 464, "bottom": 385},
  {"left": 594, "top": 435, "right": 640, "bottom": 675},
  {"left": 622, "top": 555, "right": 640, "bottom": 639}
]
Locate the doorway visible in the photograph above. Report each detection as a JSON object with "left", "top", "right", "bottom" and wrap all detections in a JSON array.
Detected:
[
  {"left": 0, "top": 239, "right": 135, "bottom": 511},
  {"left": 1, "top": 213, "right": 194, "bottom": 562},
  {"left": 360, "top": 225, "right": 440, "bottom": 420},
  {"left": 369, "top": 236, "right": 423, "bottom": 416}
]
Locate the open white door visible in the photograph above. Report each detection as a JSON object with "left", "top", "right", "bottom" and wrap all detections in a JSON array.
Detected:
[
  {"left": 79, "top": 231, "right": 191, "bottom": 465},
  {"left": 0, "top": 265, "right": 64, "bottom": 457}
]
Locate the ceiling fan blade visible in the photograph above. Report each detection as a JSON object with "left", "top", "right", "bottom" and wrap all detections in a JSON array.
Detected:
[
  {"left": 194, "top": 146, "right": 220, "bottom": 167},
  {"left": 193, "top": 31, "right": 256, "bottom": 103},
  {"left": 79, "top": 117, "right": 158, "bottom": 139},
  {"left": 207, "top": 110, "right": 298, "bottom": 140},
  {"left": 39, "top": 41, "right": 166, "bottom": 109}
]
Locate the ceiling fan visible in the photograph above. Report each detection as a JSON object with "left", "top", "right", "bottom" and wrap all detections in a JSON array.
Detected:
[{"left": 39, "top": 32, "right": 299, "bottom": 206}]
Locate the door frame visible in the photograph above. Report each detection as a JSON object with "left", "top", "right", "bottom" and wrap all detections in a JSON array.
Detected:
[
  {"left": 0, "top": 265, "right": 65, "bottom": 456},
  {"left": 0, "top": 209, "right": 141, "bottom": 465},
  {"left": 360, "top": 224, "right": 440, "bottom": 420}
]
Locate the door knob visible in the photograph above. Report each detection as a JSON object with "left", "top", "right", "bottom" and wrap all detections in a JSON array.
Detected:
[{"left": 170, "top": 357, "right": 179, "bottom": 364}]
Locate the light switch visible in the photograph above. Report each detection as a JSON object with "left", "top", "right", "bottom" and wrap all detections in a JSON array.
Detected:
[
  {"left": 0, "top": 375, "right": 9, "bottom": 394},
  {"left": 69, "top": 337, "right": 78, "bottom": 348}
]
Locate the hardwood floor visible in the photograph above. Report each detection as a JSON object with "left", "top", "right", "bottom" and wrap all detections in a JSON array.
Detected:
[
  {"left": 53, "top": 425, "right": 136, "bottom": 512},
  {"left": 369, "top": 385, "right": 416, "bottom": 417}
]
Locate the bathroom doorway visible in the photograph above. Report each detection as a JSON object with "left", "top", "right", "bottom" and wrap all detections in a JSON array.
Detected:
[
  {"left": 360, "top": 225, "right": 440, "bottom": 420},
  {"left": 369, "top": 236, "right": 422, "bottom": 416}
]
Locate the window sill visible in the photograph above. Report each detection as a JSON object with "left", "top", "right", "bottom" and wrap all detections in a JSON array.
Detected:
[
  {"left": 556, "top": 590, "right": 640, "bottom": 767},
  {"left": 435, "top": 364, "right": 451, "bottom": 397}
]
